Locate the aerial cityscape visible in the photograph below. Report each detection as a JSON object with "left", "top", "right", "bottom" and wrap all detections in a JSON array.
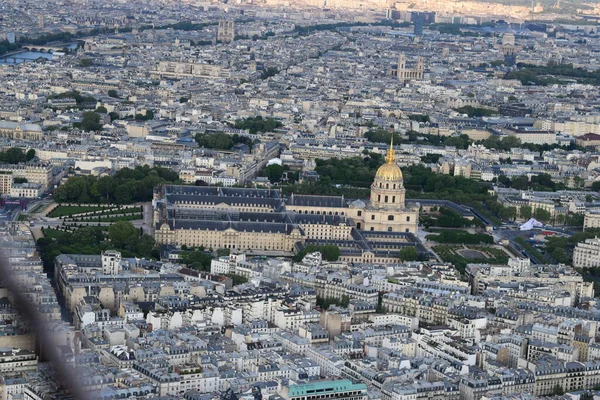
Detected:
[{"left": 7, "top": 0, "right": 600, "bottom": 398}]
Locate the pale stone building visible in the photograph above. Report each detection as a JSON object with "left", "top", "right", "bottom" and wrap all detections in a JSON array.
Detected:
[{"left": 154, "top": 141, "right": 421, "bottom": 262}]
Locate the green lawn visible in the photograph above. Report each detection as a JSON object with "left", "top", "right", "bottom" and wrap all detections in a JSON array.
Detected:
[
  {"left": 434, "top": 245, "right": 509, "bottom": 274},
  {"left": 97, "top": 207, "right": 141, "bottom": 216},
  {"left": 42, "top": 228, "right": 71, "bottom": 239},
  {"left": 17, "top": 214, "right": 27, "bottom": 221},
  {"left": 76, "top": 206, "right": 142, "bottom": 217},
  {"left": 48, "top": 205, "right": 105, "bottom": 218},
  {"left": 71, "top": 214, "right": 143, "bottom": 223}
]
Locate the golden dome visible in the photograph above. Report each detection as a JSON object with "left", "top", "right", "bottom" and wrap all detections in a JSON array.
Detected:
[{"left": 375, "top": 137, "right": 403, "bottom": 181}]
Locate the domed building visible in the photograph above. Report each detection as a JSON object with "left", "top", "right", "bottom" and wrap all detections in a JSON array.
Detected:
[
  {"left": 154, "top": 139, "right": 420, "bottom": 263},
  {"left": 348, "top": 138, "right": 419, "bottom": 233}
]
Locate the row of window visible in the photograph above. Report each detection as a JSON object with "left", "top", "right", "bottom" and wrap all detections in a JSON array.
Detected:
[{"left": 377, "top": 182, "right": 400, "bottom": 189}]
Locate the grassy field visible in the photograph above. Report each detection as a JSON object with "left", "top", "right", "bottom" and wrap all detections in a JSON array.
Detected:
[
  {"left": 79, "top": 206, "right": 142, "bottom": 217},
  {"left": 73, "top": 214, "right": 143, "bottom": 223},
  {"left": 48, "top": 205, "right": 105, "bottom": 218},
  {"left": 17, "top": 214, "right": 27, "bottom": 221},
  {"left": 42, "top": 228, "right": 71, "bottom": 239},
  {"left": 434, "top": 245, "right": 509, "bottom": 274}
]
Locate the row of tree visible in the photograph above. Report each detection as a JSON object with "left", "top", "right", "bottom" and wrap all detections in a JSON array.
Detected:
[
  {"left": 37, "top": 222, "right": 156, "bottom": 275},
  {"left": 53, "top": 166, "right": 179, "bottom": 204},
  {"left": 497, "top": 173, "right": 573, "bottom": 192},
  {"left": 234, "top": 116, "right": 282, "bottom": 134},
  {"left": 544, "top": 229, "right": 600, "bottom": 265},
  {"left": 505, "top": 61, "right": 600, "bottom": 86},
  {"left": 294, "top": 244, "right": 340, "bottom": 262},
  {"left": 258, "top": 164, "right": 299, "bottom": 184},
  {"left": 420, "top": 208, "right": 482, "bottom": 229},
  {"left": 194, "top": 132, "right": 255, "bottom": 150},
  {"left": 365, "top": 129, "right": 472, "bottom": 150},
  {"left": 426, "top": 231, "right": 494, "bottom": 244},
  {"left": 0, "top": 148, "right": 35, "bottom": 164}
]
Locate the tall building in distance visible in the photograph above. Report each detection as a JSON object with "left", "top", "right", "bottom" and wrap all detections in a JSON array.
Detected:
[
  {"left": 38, "top": 15, "right": 44, "bottom": 29},
  {"left": 217, "top": 20, "right": 235, "bottom": 43},
  {"left": 412, "top": 13, "right": 425, "bottom": 36},
  {"left": 395, "top": 53, "right": 424, "bottom": 83}
]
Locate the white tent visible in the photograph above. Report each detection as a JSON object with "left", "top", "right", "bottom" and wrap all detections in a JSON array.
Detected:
[
  {"left": 266, "top": 157, "right": 282, "bottom": 166},
  {"left": 519, "top": 218, "right": 543, "bottom": 231}
]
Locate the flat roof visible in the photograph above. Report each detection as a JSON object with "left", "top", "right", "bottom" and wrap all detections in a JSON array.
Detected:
[{"left": 287, "top": 380, "right": 367, "bottom": 397}]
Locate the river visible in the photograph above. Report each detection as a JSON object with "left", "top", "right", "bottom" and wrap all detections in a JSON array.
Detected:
[{"left": 0, "top": 51, "right": 54, "bottom": 64}]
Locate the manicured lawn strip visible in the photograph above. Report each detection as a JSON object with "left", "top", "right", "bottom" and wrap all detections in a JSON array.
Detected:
[
  {"left": 49, "top": 205, "right": 104, "bottom": 217},
  {"left": 42, "top": 228, "right": 71, "bottom": 239}
]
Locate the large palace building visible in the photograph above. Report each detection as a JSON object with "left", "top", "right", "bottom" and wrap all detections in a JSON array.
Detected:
[{"left": 153, "top": 142, "right": 425, "bottom": 263}]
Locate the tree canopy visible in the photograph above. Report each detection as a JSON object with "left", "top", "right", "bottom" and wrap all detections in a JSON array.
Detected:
[
  {"left": 54, "top": 166, "right": 179, "bottom": 204},
  {"left": 37, "top": 225, "right": 156, "bottom": 276},
  {"left": 294, "top": 244, "right": 340, "bottom": 262},
  {"left": 0, "top": 148, "right": 34, "bottom": 164},
  {"left": 234, "top": 116, "right": 283, "bottom": 134},
  {"left": 398, "top": 247, "right": 417, "bottom": 261},
  {"left": 81, "top": 111, "right": 102, "bottom": 132},
  {"left": 194, "top": 132, "right": 254, "bottom": 150}
]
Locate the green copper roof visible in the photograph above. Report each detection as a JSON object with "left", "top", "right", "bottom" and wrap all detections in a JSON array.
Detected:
[{"left": 287, "top": 380, "right": 367, "bottom": 397}]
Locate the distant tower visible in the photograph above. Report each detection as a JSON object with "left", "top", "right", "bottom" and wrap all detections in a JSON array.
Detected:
[
  {"left": 397, "top": 53, "right": 406, "bottom": 81},
  {"left": 217, "top": 20, "right": 235, "bottom": 43},
  {"left": 413, "top": 13, "right": 425, "bottom": 36},
  {"left": 38, "top": 15, "right": 44, "bottom": 29}
]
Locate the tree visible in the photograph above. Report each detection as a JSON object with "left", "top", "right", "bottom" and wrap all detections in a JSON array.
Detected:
[
  {"left": 294, "top": 244, "right": 340, "bottom": 262},
  {"left": 108, "top": 221, "right": 138, "bottom": 249},
  {"left": 107, "top": 90, "right": 119, "bottom": 98},
  {"left": 320, "top": 245, "right": 340, "bottom": 261},
  {"left": 234, "top": 116, "right": 283, "bottom": 134},
  {"left": 533, "top": 208, "right": 552, "bottom": 223},
  {"left": 180, "top": 97, "right": 189, "bottom": 103},
  {"left": 25, "top": 149, "right": 35, "bottom": 161},
  {"left": 520, "top": 205, "right": 532, "bottom": 219},
  {"left": 261, "top": 67, "right": 279, "bottom": 79},
  {"left": 511, "top": 176, "right": 530, "bottom": 190},
  {"left": 137, "top": 234, "right": 156, "bottom": 257},
  {"left": 263, "top": 164, "right": 285, "bottom": 183},
  {"left": 399, "top": 246, "right": 418, "bottom": 261},
  {"left": 108, "top": 111, "right": 119, "bottom": 122},
  {"left": 95, "top": 106, "right": 108, "bottom": 114},
  {"left": 79, "top": 58, "right": 93, "bottom": 67},
  {"left": 552, "top": 384, "right": 564, "bottom": 396},
  {"left": 592, "top": 181, "right": 600, "bottom": 191},
  {"left": 195, "top": 132, "right": 236, "bottom": 150},
  {"left": 81, "top": 111, "right": 102, "bottom": 132},
  {"left": 0, "top": 148, "right": 27, "bottom": 164},
  {"left": 216, "top": 248, "right": 230, "bottom": 257},
  {"left": 180, "top": 249, "right": 213, "bottom": 271},
  {"left": 13, "top": 177, "right": 27, "bottom": 184},
  {"left": 114, "top": 183, "right": 134, "bottom": 204},
  {"left": 225, "top": 273, "right": 248, "bottom": 286}
]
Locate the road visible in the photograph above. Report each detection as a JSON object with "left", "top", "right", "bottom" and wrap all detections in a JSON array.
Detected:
[{"left": 493, "top": 227, "right": 557, "bottom": 265}]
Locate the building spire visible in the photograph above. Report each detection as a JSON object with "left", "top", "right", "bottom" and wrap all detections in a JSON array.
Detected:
[{"left": 385, "top": 135, "right": 395, "bottom": 164}]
